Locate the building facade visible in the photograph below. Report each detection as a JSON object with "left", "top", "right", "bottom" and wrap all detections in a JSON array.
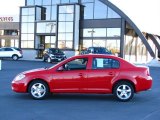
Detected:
[
  {"left": 0, "top": 16, "right": 19, "bottom": 48},
  {"left": 19, "top": 0, "right": 160, "bottom": 62}
]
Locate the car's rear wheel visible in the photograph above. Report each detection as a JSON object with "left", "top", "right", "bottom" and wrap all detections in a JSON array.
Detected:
[
  {"left": 113, "top": 81, "right": 134, "bottom": 102},
  {"left": 28, "top": 80, "right": 49, "bottom": 100},
  {"left": 12, "top": 55, "right": 19, "bottom": 60}
]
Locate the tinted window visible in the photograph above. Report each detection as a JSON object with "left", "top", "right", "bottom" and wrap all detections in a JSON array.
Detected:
[
  {"left": 4, "top": 48, "right": 13, "bottom": 51},
  {"left": 60, "top": 58, "right": 88, "bottom": 71},
  {"left": 92, "top": 58, "right": 120, "bottom": 69},
  {"left": 50, "top": 49, "right": 63, "bottom": 54},
  {"left": 14, "top": 48, "right": 21, "bottom": 51}
]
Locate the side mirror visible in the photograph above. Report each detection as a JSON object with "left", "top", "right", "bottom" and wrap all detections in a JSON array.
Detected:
[{"left": 57, "top": 66, "right": 64, "bottom": 71}]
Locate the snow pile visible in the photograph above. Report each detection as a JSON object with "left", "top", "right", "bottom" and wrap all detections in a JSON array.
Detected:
[{"left": 147, "top": 59, "right": 160, "bottom": 67}]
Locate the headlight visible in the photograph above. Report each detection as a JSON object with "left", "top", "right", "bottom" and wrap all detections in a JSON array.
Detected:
[
  {"left": 14, "top": 74, "right": 25, "bottom": 81},
  {"left": 50, "top": 54, "right": 55, "bottom": 57}
]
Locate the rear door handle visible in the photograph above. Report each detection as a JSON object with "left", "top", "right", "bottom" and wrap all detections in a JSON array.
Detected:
[{"left": 108, "top": 72, "right": 114, "bottom": 75}]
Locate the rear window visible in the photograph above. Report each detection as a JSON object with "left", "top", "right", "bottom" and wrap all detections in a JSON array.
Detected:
[
  {"left": 14, "top": 48, "right": 21, "bottom": 51},
  {"left": 92, "top": 58, "right": 120, "bottom": 69}
]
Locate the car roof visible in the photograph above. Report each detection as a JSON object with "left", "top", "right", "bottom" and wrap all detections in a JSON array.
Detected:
[{"left": 75, "top": 54, "right": 115, "bottom": 58}]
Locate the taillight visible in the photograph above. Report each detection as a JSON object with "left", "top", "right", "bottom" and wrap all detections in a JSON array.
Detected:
[{"left": 146, "top": 68, "right": 150, "bottom": 76}]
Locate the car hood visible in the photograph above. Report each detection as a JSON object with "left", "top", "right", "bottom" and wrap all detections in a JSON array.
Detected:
[
  {"left": 22, "top": 68, "right": 47, "bottom": 75},
  {"left": 52, "top": 53, "right": 64, "bottom": 55}
]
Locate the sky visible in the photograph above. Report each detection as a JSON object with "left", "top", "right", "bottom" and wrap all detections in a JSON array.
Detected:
[{"left": 0, "top": 0, "right": 159, "bottom": 35}]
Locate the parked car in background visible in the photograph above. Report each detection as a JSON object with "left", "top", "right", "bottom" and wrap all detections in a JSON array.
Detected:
[
  {"left": 12, "top": 54, "right": 152, "bottom": 101},
  {"left": 43, "top": 48, "right": 66, "bottom": 63},
  {"left": 0, "top": 47, "right": 23, "bottom": 60},
  {"left": 81, "top": 47, "right": 112, "bottom": 55}
]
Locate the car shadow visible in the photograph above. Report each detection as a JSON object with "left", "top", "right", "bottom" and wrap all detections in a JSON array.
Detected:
[{"left": 13, "top": 93, "right": 116, "bottom": 102}]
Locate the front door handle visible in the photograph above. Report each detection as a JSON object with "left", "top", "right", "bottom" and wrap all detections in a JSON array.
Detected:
[{"left": 78, "top": 73, "right": 83, "bottom": 76}]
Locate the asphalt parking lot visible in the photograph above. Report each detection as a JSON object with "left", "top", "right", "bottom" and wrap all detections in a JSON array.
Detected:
[{"left": 0, "top": 60, "right": 160, "bottom": 120}]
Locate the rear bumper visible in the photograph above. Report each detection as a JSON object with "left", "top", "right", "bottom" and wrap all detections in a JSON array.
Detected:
[{"left": 136, "top": 76, "right": 152, "bottom": 92}]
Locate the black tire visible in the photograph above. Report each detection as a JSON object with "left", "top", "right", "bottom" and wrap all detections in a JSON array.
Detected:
[
  {"left": 113, "top": 81, "right": 134, "bottom": 102},
  {"left": 12, "top": 55, "right": 19, "bottom": 60},
  {"left": 28, "top": 80, "right": 49, "bottom": 100}
]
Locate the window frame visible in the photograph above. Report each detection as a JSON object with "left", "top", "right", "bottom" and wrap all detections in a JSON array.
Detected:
[{"left": 92, "top": 57, "right": 120, "bottom": 69}]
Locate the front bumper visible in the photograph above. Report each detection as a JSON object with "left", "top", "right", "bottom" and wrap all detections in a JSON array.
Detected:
[
  {"left": 51, "top": 57, "right": 66, "bottom": 62},
  {"left": 11, "top": 81, "right": 27, "bottom": 93}
]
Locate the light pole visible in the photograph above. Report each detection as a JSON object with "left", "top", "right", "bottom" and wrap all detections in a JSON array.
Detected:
[{"left": 88, "top": 29, "right": 95, "bottom": 46}]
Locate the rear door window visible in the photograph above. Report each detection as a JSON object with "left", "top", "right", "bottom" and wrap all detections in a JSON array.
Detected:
[{"left": 92, "top": 58, "right": 120, "bottom": 69}]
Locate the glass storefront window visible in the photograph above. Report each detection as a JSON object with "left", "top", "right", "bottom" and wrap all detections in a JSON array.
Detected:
[
  {"left": 28, "top": 16, "right": 35, "bottom": 22},
  {"left": 107, "top": 28, "right": 121, "bottom": 37},
  {"left": 21, "top": 41, "right": 34, "bottom": 48},
  {"left": 59, "top": 14, "right": 66, "bottom": 21},
  {"left": 58, "top": 22, "right": 66, "bottom": 32},
  {"left": 93, "top": 40, "right": 105, "bottom": 47},
  {"left": 70, "top": 0, "right": 78, "bottom": 3},
  {"left": 37, "top": 22, "right": 56, "bottom": 33},
  {"left": 21, "top": 34, "right": 28, "bottom": 40},
  {"left": 94, "top": 0, "right": 107, "bottom": 19},
  {"left": 51, "top": 6, "right": 57, "bottom": 20},
  {"left": 83, "top": 40, "right": 92, "bottom": 49},
  {"left": 28, "top": 8, "right": 35, "bottom": 15},
  {"left": 59, "top": 5, "right": 74, "bottom": 14},
  {"left": 83, "top": 3, "right": 94, "bottom": 19},
  {"left": 58, "top": 41, "right": 65, "bottom": 49},
  {"left": 45, "top": 36, "right": 51, "bottom": 43},
  {"left": 58, "top": 33, "right": 73, "bottom": 41},
  {"left": 52, "top": 0, "right": 60, "bottom": 4},
  {"left": 108, "top": 7, "right": 121, "bottom": 18},
  {"left": 81, "top": 0, "right": 94, "bottom": 3},
  {"left": 83, "top": 29, "right": 93, "bottom": 37},
  {"left": 66, "top": 41, "right": 73, "bottom": 48},
  {"left": 27, "top": 0, "right": 34, "bottom": 5},
  {"left": 106, "top": 39, "right": 120, "bottom": 54},
  {"left": 58, "top": 41, "right": 73, "bottom": 49},
  {"left": 36, "top": 7, "right": 42, "bottom": 20},
  {"left": 93, "top": 28, "right": 106, "bottom": 37},
  {"left": 66, "top": 5, "right": 74, "bottom": 14},
  {"left": 42, "top": 0, "right": 51, "bottom": 5},
  {"left": 22, "top": 8, "right": 28, "bottom": 15},
  {"left": 22, "top": 16, "right": 28, "bottom": 22},
  {"left": 28, "top": 23, "right": 35, "bottom": 33},
  {"left": 45, "top": 6, "right": 51, "bottom": 20},
  {"left": 58, "top": 22, "right": 73, "bottom": 32},
  {"left": 51, "top": 36, "right": 56, "bottom": 43},
  {"left": 65, "top": 33, "right": 73, "bottom": 40},
  {"left": 21, "top": 23, "right": 28, "bottom": 33},
  {"left": 66, "top": 22, "right": 73, "bottom": 32},
  {"left": 61, "top": 0, "right": 69, "bottom": 3},
  {"left": 35, "top": 0, "right": 42, "bottom": 5},
  {"left": 28, "top": 34, "right": 34, "bottom": 40},
  {"left": 58, "top": 33, "right": 65, "bottom": 40},
  {"left": 21, "top": 34, "right": 34, "bottom": 41},
  {"left": 66, "top": 14, "right": 74, "bottom": 21},
  {"left": 59, "top": 14, "right": 74, "bottom": 21}
]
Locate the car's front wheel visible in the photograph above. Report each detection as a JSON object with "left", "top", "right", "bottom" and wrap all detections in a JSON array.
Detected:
[
  {"left": 28, "top": 80, "right": 49, "bottom": 100},
  {"left": 113, "top": 81, "right": 134, "bottom": 102},
  {"left": 12, "top": 55, "right": 19, "bottom": 60}
]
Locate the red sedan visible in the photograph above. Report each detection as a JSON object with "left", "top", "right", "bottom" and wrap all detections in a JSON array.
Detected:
[{"left": 11, "top": 54, "right": 152, "bottom": 101}]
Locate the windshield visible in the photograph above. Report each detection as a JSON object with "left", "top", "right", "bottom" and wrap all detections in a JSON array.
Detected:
[{"left": 50, "top": 49, "right": 63, "bottom": 54}]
